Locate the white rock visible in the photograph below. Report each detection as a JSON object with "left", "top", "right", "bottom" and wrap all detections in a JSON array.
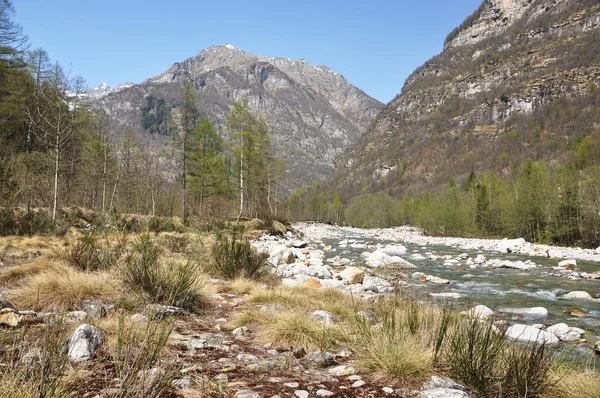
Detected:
[
  {"left": 558, "top": 259, "right": 577, "bottom": 268},
  {"left": 505, "top": 324, "right": 559, "bottom": 345},
  {"left": 498, "top": 307, "right": 548, "bottom": 317},
  {"left": 316, "top": 390, "right": 334, "bottom": 397},
  {"left": 560, "top": 331, "right": 582, "bottom": 342},
  {"left": 496, "top": 238, "right": 527, "bottom": 253},
  {"left": 467, "top": 305, "right": 494, "bottom": 320},
  {"left": 328, "top": 365, "right": 356, "bottom": 376},
  {"left": 308, "top": 310, "right": 339, "bottom": 325},
  {"left": 426, "top": 276, "right": 450, "bottom": 284},
  {"left": 430, "top": 293, "right": 461, "bottom": 299},
  {"left": 382, "top": 244, "right": 407, "bottom": 256},
  {"left": 565, "top": 291, "right": 593, "bottom": 300},
  {"left": 546, "top": 323, "right": 569, "bottom": 338},
  {"left": 339, "top": 267, "right": 365, "bottom": 284},
  {"left": 352, "top": 380, "right": 366, "bottom": 388},
  {"left": 68, "top": 324, "right": 104, "bottom": 363}
]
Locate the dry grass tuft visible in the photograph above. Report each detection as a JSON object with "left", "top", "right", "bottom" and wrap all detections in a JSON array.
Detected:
[
  {"left": 7, "top": 264, "right": 124, "bottom": 311},
  {"left": 217, "top": 277, "right": 264, "bottom": 296},
  {"left": 0, "top": 257, "right": 54, "bottom": 284},
  {"left": 549, "top": 365, "right": 600, "bottom": 398}
]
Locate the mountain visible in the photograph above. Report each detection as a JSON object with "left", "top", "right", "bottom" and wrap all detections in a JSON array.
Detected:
[
  {"left": 92, "top": 45, "right": 384, "bottom": 189},
  {"left": 332, "top": 0, "right": 600, "bottom": 198}
]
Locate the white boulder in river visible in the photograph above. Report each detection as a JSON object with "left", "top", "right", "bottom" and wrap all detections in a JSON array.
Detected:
[
  {"left": 564, "top": 291, "right": 593, "bottom": 300},
  {"left": 496, "top": 238, "right": 527, "bottom": 253},
  {"left": 365, "top": 249, "right": 416, "bottom": 269},
  {"left": 498, "top": 307, "right": 548, "bottom": 317},
  {"left": 505, "top": 324, "right": 559, "bottom": 345}
]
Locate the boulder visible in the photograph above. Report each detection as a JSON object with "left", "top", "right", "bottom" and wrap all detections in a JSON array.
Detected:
[
  {"left": 356, "top": 310, "right": 378, "bottom": 324},
  {"left": 147, "top": 304, "right": 188, "bottom": 319},
  {"left": 282, "top": 249, "right": 295, "bottom": 264},
  {"left": 366, "top": 250, "right": 404, "bottom": 268},
  {"left": 307, "top": 310, "right": 339, "bottom": 325},
  {"left": 426, "top": 275, "right": 450, "bottom": 284},
  {"left": 381, "top": 244, "right": 407, "bottom": 256},
  {"left": 498, "top": 307, "right": 548, "bottom": 317},
  {"left": 304, "top": 278, "right": 322, "bottom": 288},
  {"left": 234, "top": 390, "right": 261, "bottom": 398},
  {"left": 594, "top": 341, "right": 600, "bottom": 355},
  {"left": 558, "top": 259, "right": 577, "bottom": 269},
  {"left": 0, "top": 308, "right": 21, "bottom": 327},
  {"left": 420, "top": 376, "right": 470, "bottom": 398},
  {"left": 496, "top": 238, "right": 526, "bottom": 253},
  {"left": 291, "top": 240, "right": 307, "bottom": 248},
  {"left": 466, "top": 305, "right": 494, "bottom": 320},
  {"left": 68, "top": 324, "right": 104, "bottom": 363},
  {"left": 546, "top": 323, "right": 569, "bottom": 338},
  {"left": 80, "top": 300, "right": 107, "bottom": 318},
  {"left": 340, "top": 267, "right": 365, "bottom": 284},
  {"left": 565, "top": 291, "right": 593, "bottom": 300},
  {"left": 0, "top": 297, "right": 16, "bottom": 310},
  {"left": 327, "top": 365, "right": 356, "bottom": 376},
  {"left": 505, "top": 324, "right": 559, "bottom": 345}
]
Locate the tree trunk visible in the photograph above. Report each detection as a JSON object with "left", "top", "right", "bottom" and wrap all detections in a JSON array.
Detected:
[
  {"left": 237, "top": 149, "right": 244, "bottom": 224},
  {"left": 52, "top": 130, "right": 60, "bottom": 225}
]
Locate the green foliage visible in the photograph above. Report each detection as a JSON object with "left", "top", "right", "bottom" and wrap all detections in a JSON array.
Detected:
[
  {"left": 209, "top": 230, "right": 268, "bottom": 280},
  {"left": 344, "top": 194, "right": 402, "bottom": 228},
  {"left": 122, "top": 234, "right": 207, "bottom": 311},
  {"left": 141, "top": 95, "right": 169, "bottom": 135},
  {"left": 58, "top": 229, "right": 125, "bottom": 271}
]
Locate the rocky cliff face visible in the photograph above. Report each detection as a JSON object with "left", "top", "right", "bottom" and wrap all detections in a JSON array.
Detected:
[
  {"left": 93, "top": 45, "right": 383, "bottom": 189},
  {"left": 333, "top": 0, "right": 600, "bottom": 198}
]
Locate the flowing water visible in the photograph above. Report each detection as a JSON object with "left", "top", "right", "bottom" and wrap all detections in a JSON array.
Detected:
[{"left": 297, "top": 225, "right": 600, "bottom": 359}]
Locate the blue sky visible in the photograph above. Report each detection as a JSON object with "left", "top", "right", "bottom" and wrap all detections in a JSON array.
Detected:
[{"left": 13, "top": 0, "right": 482, "bottom": 103}]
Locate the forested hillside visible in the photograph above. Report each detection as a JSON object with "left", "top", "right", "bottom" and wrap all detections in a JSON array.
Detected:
[
  {"left": 288, "top": 0, "right": 600, "bottom": 248},
  {"left": 0, "top": 2, "right": 286, "bottom": 232}
]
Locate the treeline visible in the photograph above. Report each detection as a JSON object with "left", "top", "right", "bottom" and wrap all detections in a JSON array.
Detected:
[
  {"left": 0, "top": 1, "right": 285, "bottom": 232},
  {"left": 286, "top": 148, "right": 600, "bottom": 247}
]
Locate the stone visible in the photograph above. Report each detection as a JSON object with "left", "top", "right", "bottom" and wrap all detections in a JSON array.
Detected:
[
  {"left": 565, "top": 291, "right": 593, "bottom": 300},
  {"left": 308, "top": 310, "right": 339, "bottom": 325},
  {"left": 505, "top": 324, "right": 559, "bottom": 345},
  {"left": 64, "top": 311, "right": 88, "bottom": 322},
  {"left": 594, "top": 341, "right": 600, "bottom": 355},
  {"left": 498, "top": 307, "right": 548, "bottom": 317},
  {"left": 284, "top": 382, "right": 300, "bottom": 388},
  {"left": 560, "top": 331, "right": 582, "bottom": 342},
  {"left": 294, "top": 391, "right": 309, "bottom": 398},
  {"left": 496, "top": 238, "right": 526, "bottom": 253},
  {"left": 426, "top": 276, "right": 450, "bottom": 284},
  {"left": 234, "top": 390, "right": 261, "bottom": 398},
  {"left": 0, "top": 308, "right": 21, "bottom": 327},
  {"left": 339, "top": 267, "right": 365, "bottom": 284},
  {"left": 246, "top": 360, "right": 277, "bottom": 372},
  {"left": 352, "top": 380, "right": 366, "bottom": 388},
  {"left": 356, "top": 310, "right": 378, "bottom": 324},
  {"left": 382, "top": 387, "right": 394, "bottom": 394},
  {"left": 466, "top": 305, "right": 494, "bottom": 320},
  {"left": 418, "top": 389, "right": 470, "bottom": 398},
  {"left": 328, "top": 365, "right": 356, "bottom": 376},
  {"left": 431, "top": 293, "right": 461, "bottom": 299},
  {"left": 558, "top": 259, "right": 577, "bottom": 269},
  {"left": 305, "top": 350, "right": 336, "bottom": 366},
  {"left": 80, "top": 300, "right": 107, "bottom": 318},
  {"left": 232, "top": 326, "right": 249, "bottom": 337},
  {"left": 282, "top": 250, "right": 295, "bottom": 264},
  {"left": 68, "top": 324, "right": 104, "bottom": 363},
  {"left": 316, "top": 390, "right": 334, "bottom": 397},
  {"left": 546, "top": 323, "right": 569, "bottom": 338},
  {"left": 236, "top": 353, "right": 258, "bottom": 362},
  {"left": 422, "top": 376, "right": 467, "bottom": 391},
  {"left": 147, "top": 304, "right": 188, "bottom": 319},
  {"left": 382, "top": 244, "right": 407, "bottom": 255},
  {"left": 304, "top": 278, "right": 322, "bottom": 288},
  {"left": 291, "top": 240, "right": 307, "bottom": 248}
]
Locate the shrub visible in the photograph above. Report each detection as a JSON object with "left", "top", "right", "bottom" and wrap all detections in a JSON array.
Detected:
[
  {"left": 57, "top": 230, "right": 122, "bottom": 271},
  {"left": 444, "top": 318, "right": 555, "bottom": 397},
  {"left": 122, "top": 234, "right": 207, "bottom": 311},
  {"left": 109, "top": 314, "right": 179, "bottom": 398},
  {"left": 209, "top": 230, "right": 268, "bottom": 280},
  {"left": 147, "top": 216, "right": 184, "bottom": 234}
]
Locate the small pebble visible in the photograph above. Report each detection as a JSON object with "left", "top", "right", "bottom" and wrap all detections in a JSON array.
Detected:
[{"left": 352, "top": 380, "right": 366, "bottom": 388}]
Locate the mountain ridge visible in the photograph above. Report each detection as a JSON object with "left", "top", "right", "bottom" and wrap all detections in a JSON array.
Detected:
[
  {"left": 331, "top": 0, "right": 600, "bottom": 199},
  {"left": 92, "top": 44, "right": 384, "bottom": 189}
]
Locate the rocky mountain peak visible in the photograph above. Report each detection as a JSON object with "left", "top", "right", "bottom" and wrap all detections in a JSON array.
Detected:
[
  {"left": 444, "top": 0, "right": 569, "bottom": 50},
  {"left": 94, "top": 45, "right": 384, "bottom": 189}
]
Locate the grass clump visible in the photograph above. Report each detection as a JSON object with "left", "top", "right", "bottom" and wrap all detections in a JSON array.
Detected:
[
  {"left": 7, "top": 264, "right": 122, "bottom": 311},
  {"left": 57, "top": 230, "right": 125, "bottom": 271},
  {"left": 122, "top": 234, "right": 208, "bottom": 311},
  {"left": 108, "top": 314, "right": 179, "bottom": 398},
  {"left": 0, "top": 320, "right": 71, "bottom": 397},
  {"left": 549, "top": 365, "right": 600, "bottom": 398},
  {"left": 444, "top": 318, "right": 556, "bottom": 397},
  {"left": 209, "top": 230, "right": 268, "bottom": 280}
]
